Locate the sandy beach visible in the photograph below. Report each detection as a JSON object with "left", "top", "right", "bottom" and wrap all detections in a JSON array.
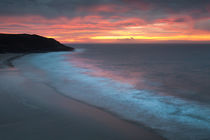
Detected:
[{"left": 0, "top": 54, "right": 164, "bottom": 140}]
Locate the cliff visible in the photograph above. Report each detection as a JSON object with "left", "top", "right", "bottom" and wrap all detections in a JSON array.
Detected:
[{"left": 0, "top": 34, "right": 74, "bottom": 53}]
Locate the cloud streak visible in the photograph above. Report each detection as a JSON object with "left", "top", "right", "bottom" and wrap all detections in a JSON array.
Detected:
[
  {"left": 0, "top": 0, "right": 210, "bottom": 43},
  {"left": 1, "top": 0, "right": 209, "bottom": 19}
]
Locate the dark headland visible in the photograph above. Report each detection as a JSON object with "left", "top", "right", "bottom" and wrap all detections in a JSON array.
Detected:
[{"left": 0, "top": 33, "right": 74, "bottom": 53}]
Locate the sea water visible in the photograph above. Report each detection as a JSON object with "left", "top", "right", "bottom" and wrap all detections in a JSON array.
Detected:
[{"left": 15, "top": 44, "right": 210, "bottom": 140}]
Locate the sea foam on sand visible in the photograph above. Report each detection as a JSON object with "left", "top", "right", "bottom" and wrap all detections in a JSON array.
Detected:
[
  {"left": 14, "top": 52, "right": 210, "bottom": 140},
  {"left": 0, "top": 54, "right": 163, "bottom": 140}
]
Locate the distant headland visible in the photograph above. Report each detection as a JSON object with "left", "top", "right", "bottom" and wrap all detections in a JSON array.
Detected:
[{"left": 0, "top": 33, "right": 74, "bottom": 53}]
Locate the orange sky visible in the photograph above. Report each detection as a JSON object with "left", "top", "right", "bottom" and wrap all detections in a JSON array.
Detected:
[{"left": 0, "top": 1, "right": 210, "bottom": 43}]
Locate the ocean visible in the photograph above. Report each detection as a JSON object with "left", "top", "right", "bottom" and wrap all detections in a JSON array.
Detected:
[{"left": 15, "top": 44, "right": 210, "bottom": 140}]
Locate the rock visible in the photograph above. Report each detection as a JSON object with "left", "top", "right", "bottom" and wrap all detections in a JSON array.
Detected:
[{"left": 0, "top": 33, "right": 74, "bottom": 53}]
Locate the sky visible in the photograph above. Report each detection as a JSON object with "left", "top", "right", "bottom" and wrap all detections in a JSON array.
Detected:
[{"left": 0, "top": 0, "right": 210, "bottom": 43}]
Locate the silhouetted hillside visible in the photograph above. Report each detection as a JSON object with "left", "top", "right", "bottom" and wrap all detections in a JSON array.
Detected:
[{"left": 0, "top": 34, "right": 74, "bottom": 53}]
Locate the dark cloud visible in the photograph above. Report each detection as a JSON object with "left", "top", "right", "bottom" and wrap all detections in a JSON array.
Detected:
[
  {"left": 173, "top": 18, "right": 186, "bottom": 23},
  {"left": 0, "top": 0, "right": 119, "bottom": 18},
  {"left": 195, "top": 19, "right": 210, "bottom": 31},
  {"left": 124, "top": 0, "right": 209, "bottom": 11},
  {"left": 121, "top": 0, "right": 210, "bottom": 20},
  {"left": 0, "top": 0, "right": 209, "bottom": 20}
]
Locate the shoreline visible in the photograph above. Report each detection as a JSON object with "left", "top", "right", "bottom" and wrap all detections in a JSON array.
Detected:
[
  {"left": 45, "top": 82, "right": 160, "bottom": 136},
  {"left": 0, "top": 54, "right": 23, "bottom": 68},
  {"left": 0, "top": 53, "right": 165, "bottom": 140}
]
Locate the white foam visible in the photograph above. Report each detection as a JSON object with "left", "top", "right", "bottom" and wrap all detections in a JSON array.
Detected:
[{"left": 15, "top": 52, "right": 210, "bottom": 140}]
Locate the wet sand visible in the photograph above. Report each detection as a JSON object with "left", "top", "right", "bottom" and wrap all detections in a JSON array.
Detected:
[{"left": 0, "top": 54, "right": 165, "bottom": 140}]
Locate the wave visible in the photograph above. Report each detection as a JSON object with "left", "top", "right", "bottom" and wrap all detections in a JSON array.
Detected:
[{"left": 15, "top": 52, "right": 210, "bottom": 140}]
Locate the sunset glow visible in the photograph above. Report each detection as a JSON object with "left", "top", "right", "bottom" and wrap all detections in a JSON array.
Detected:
[
  {"left": 91, "top": 35, "right": 210, "bottom": 41},
  {"left": 0, "top": 0, "right": 210, "bottom": 43}
]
